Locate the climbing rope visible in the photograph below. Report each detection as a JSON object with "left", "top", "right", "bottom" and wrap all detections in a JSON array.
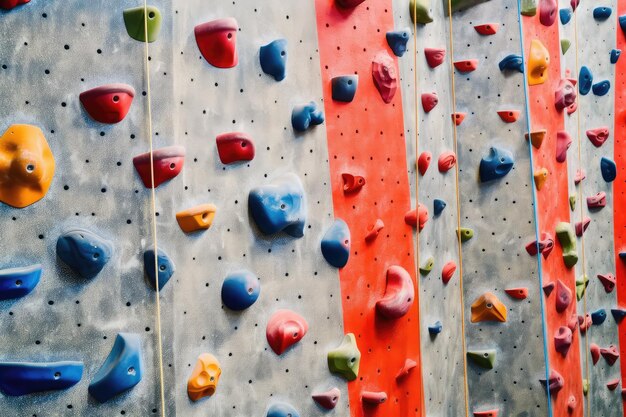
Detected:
[
  {"left": 143, "top": 2, "right": 167, "bottom": 416},
  {"left": 444, "top": 3, "right": 470, "bottom": 417}
]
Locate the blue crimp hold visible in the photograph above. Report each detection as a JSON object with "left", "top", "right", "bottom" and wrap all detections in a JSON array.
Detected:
[
  {"left": 260, "top": 39, "right": 287, "bottom": 81},
  {"left": 428, "top": 321, "right": 442, "bottom": 335},
  {"left": 56, "top": 228, "right": 112, "bottom": 278},
  {"left": 579, "top": 66, "right": 592, "bottom": 95},
  {"left": 559, "top": 8, "right": 572, "bottom": 25},
  {"left": 321, "top": 219, "right": 350, "bottom": 268},
  {"left": 593, "top": 6, "right": 612, "bottom": 21},
  {"left": 144, "top": 248, "right": 175, "bottom": 290},
  {"left": 611, "top": 49, "right": 621, "bottom": 64},
  {"left": 600, "top": 157, "right": 616, "bottom": 182},
  {"left": 592, "top": 80, "right": 610, "bottom": 96},
  {"left": 0, "top": 361, "right": 83, "bottom": 396},
  {"left": 0, "top": 264, "right": 41, "bottom": 300},
  {"left": 331, "top": 75, "right": 358, "bottom": 102},
  {"left": 611, "top": 308, "right": 626, "bottom": 323},
  {"left": 386, "top": 28, "right": 411, "bottom": 57},
  {"left": 291, "top": 101, "right": 324, "bottom": 132},
  {"left": 221, "top": 270, "right": 260, "bottom": 310},
  {"left": 498, "top": 54, "right": 523, "bottom": 73},
  {"left": 591, "top": 309, "right": 607, "bottom": 325},
  {"left": 433, "top": 198, "right": 447, "bottom": 216},
  {"left": 267, "top": 402, "right": 300, "bottom": 417}
]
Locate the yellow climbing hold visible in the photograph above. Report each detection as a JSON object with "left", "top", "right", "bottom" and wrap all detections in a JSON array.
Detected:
[
  {"left": 534, "top": 168, "right": 548, "bottom": 190},
  {"left": 528, "top": 39, "right": 550, "bottom": 86},
  {"left": 525, "top": 129, "right": 546, "bottom": 149},
  {"left": 187, "top": 353, "right": 221, "bottom": 402},
  {"left": 409, "top": 0, "right": 433, "bottom": 24},
  {"left": 561, "top": 39, "right": 571, "bottom": 55}
]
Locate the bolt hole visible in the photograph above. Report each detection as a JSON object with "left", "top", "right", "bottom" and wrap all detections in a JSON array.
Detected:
[
  {"left": 54, "top": 372, "right": 61, "bottom": 380},
  {"left": 148, "top": 11, "right": 155, "bottom": 19},
  {"left": 112, "top": 95, "right": 120, "bottom": 103},
  {"left": 15, "top": 280, "right": 22, "bottom": 286},
  {"left": 280, "top": 51, "right": 286, "bottom": 56},
  {"left": 26, "top": 164, "right": 35, "bottom": 172},
  {"left": 280, "top": 204, "right": 286, "bottom": 209},
  {"left": 93, "top": 252, "right": 100, "bottom": 259},
  {"left": 247, "top": 287, "right": 254, "bottom": 294},
  {"left": 227, "top": 32, "right": 233, "bottom": 39},
  {"left": 293, "top": 332, "right": 298, "bottom": 338},
  {"left": 241, "top": 141, "right": 247, "bottom": 147},
  {"left": 170, "top": 163, "right": 175, "bottom": 169},
  {"left": 486, "top": 302, "right": 493, "bottom": 308},
  {"left": 159, "top": 264, "right": 166, "bottom": 271},
  {"left": 128, "top": 367, "right": 135, "bottom": 375},
  {"left": 347, "top": 80, "right": 352, "bottom": 85}
]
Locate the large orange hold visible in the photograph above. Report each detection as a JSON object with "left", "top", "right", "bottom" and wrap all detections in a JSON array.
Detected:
[
  {"left": 187, "top": 353, "right": 221, "bottom": 402},
  {"left": 470, "top": 292, "right": 507, "bottom": 323},
  {"left": 0, "top": 124, "right": 55, "bottom": 208}
]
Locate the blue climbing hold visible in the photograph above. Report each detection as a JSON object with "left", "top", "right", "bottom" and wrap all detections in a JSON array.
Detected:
[
  {"left": 498, "top": 54, "right": 524, "bottom": 73},
  {"left": 221, "top": 270, "right": 260, "bottom": 310},
  {"left": 291, "top": 101, "right": 324, "bottom": 132},
  {"left": 267, "top": 402, "right": 300, "bottom": 417},
  {"left": 593, "top": 6, "right": 612, "bottom": 21},
  {"left": 0, "top": 361, "right": 83, "bottom": 396},
  {"left": 601, "top": 157, "right": 616, "bottom": 182},
  {"left": 592, "top": 80, "right": 610, "bottom": 96},
  {"left": 620, "top": 252, "right": 626, "bottom": 261},
  {"left": 591, "top": 309, "right": 607, "bottom": 325},
  {"left": 611, "top": 308, "right": 626, "bottom": 323},
  {"left": 386, "top": 28, "right": 411, "bottom": 57},
  {"left": 89, "top": 333, "right": 143, "bottom": 403},
  {"left": 321, "top": 219, "right": 350, "bottom": 268},
  {"left": 428, "top": 321, "right": 442, "bottom": 335},
  {"left": 479, "top": 147, "right": 514, "bottom": 183},
  {"left": 579, "top": 66, "right": 592, "bottom": 95},
  {"left": 0, "top": 264, "right": 41, "bottom": 300},
  {"left": 611, "top": 49, "right": 621, "bottom": 64},
  {"left": 559, "top": 8, "right": 572, "bottom": 24},
  {"left": 620, "top": 15, "right": 626, "bottom": 35},
  {"left": 331, "top": 75, "right": 358, "bottom": 102},
  {"left": 143, "top": 248, "right": 175, "bottom": 291},
  {"left": 56, "top": 228, "right": 113, "bottom": 278},
  {"left": 433, "top": 199, "right": 447, "bottom": 216},
  {"left": 260, "top": 39, "right": 287, "bottom": 81},
  {"left": 249, "top": 174, "right": 307, "bottom": 238}
]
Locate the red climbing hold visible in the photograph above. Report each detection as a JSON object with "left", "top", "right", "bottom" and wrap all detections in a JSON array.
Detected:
[
  {"left": 554, "top": 79, "right": 577, "bottom": 112},
  {"left": 587, "top": 192, "right": 606, "bottom": 208},
  {"left": 194, "top": 18, "right": 238, "bottom": 69},
  {"left": 600, "top": 345, "right": 620, "bottom": 365},
  {"left": 607, "top": 379, "right": 620, "bottom": 391},
  {"left": 497, "top": 110, "right": 520, "bottom": 123},
  {"left": 342, "top": 173, "right": 366, "bottom": 194},
  {"left": 556, "top": 130, "right": 572, "bottom": 163},
  {"left": 579, "top": 314, "right": 592, "bottom": 333},
  {"left": 0, "top": 0, "right": 29, "bottom": 10},
  {"left": 418, "top": 151, "right": 432, "bottom": 176},
  {"left": 441, "top": 261, "right": 456, "bottom": 284},
  {"left": 365, "top": 219, "right": 384, "bottom": 243},
  {"left": 404, "top": 203, "right": 428, "bottom": 231},
  {"left": 505, "top": 287, "right": 529, "bottom": 300},
  {"left": 372, "top": 52, "right": 398, "bottom": 103},
  {"left": 586, "top": 127, "right": 609, "bottom": 147},
  {"left": 539, "top": 0, "right": 557, "bottom": 26},
  {"left": 543, "top": 282, "right": 555, "bottom": 296},
  {"left": 525, "top": 232, "right": 554, "bottom": 258},
  {"left": 555, "top": 279, "right": 572, "bottom": 313},
  {"left": 395, "top": 358, "right": 417, "bottom": 381},
  {"left": 474, "top": 23, "right": 499, "bottom": 35},
  {"left": 421, "top": 92, "right": 439, "bottom": 113},
  {"left": 567, "top": 396, "right": 577, "bottom": 413},
  {"left": 566, "top": 101, "right": 577, "bottom": 115},
  {"left": 575, "top": 217, "right": 590, "bottom": 237},
  {"left": 361, "top": 391, "right": 387, "bottom": 405},
  {"left": 570, "top": 0, "right": 579, "bottom": 11},
  {"left": 215, "top": 132, "right": 255, "bottom": 164},
  {"left": 574, "top": 169, "right": 586, "bottom": 184},
  {"left": 335, "top": 0, "right": 366, "bottom": 7},
  {"left": 597, "top": 273, "right": 616, "bottom": 293},
  {"left": 454, "top": 59, "right": 479, "bottom": 73},
  {"left": 133, "top": 146, "right": 186, "bottom": 188},
  {"left": 438, "top": 151, "right": 457, "bottom": 172},
  {"left": 266, "top": 309, "right": 308, "bottom": 355},
  {"left": 424, "top": 47, "right": 446, "bottom": 68},
  {"left": 473, "top": 411, "right": 498, "bottom": 417},
  {"left": 452, "top": 112, "right": 466, "bottom": 126},
  {"left": 542, "top": 369, "right": 564, "bottom": 394},
  {"left": 79, "top": 84, "right": 135, "bottom": 124},
  {"left": 375, "top": 265, "right": 415, "bottom": 319},
  {"left": 554, "top": 326, "right": 572, "bottom": 356},
  {"left": 567, "top": 314, "right": 578, "bottom": 332}
]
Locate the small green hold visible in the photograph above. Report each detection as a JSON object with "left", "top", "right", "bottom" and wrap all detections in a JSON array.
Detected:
[
  {"left": 409, "top": 0, "right": 433, "bottom": 24},
  {"left": 555, "top": 222, "right": 578, "bottom": 268},
  {"left": 123, "top": 6, "right": 162, "bottom": 43},
  {"left": 328, "top": 333, "right": 361, "bottom": 381},
  {"left": 576, "top": 275, "right": 588, "bottom": 301},
  {"left": 419, "top": 257, "right": 434, "bottom": 276},
  {"left": 561, "top": 39, "right": 571, "bottom": 55},
  {"left": 520, "top": 0, "right": 537, "bottom": 16},
  {"left": 569, "top": 195, "right": 576, "bottom": 211},
  {"left": 446, "top": 0, "right": 492, "bottom": 14},
  {"left": 583, "top": 379, "right": 589, "bottom": 395},
  {"left": 467, "top": 349, "right": 496, "bottom": 369},
  {"left": 457, "top": 227, "right": 474, "bottom": 242}
]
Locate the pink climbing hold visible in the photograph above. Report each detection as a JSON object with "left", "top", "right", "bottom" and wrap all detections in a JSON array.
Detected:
[
  {"left": 574, "top": 169, "right": 586, "bottom": 184},
  {"left": 194, "top": 18, "right": 239, "bottom": 69},
  {"left": 424, "top": 47, "right": 446, "bottom": 68},
  {"left": 539, "top": 0, "right": 557, "bottom": 26},
  {"left": 473, "top": 411, "right": 498, "bottom": 417},
  {"left": 567, "top": 101, "right": 577, "bottom": 115},
  {"left": 556, "top": 131, "right": 572, "bottom": 163},
  {"left": 452, "top": 112, "right": 466, "bottom": 126},
  {"left": 567, "top": 313, "right": 578, "bottom": 332},
  {"left": 575, "top": 217, "right": 590, "bottom": 237},
  {"left": 421, "top": 92, "right": 439, "bottom": 113},
  {"left": 215, "top": 132, "right": 255, "bottom": 164},
  {"left": 79, "top": 84, "right": 135, "bottom": 124},
  {"left": 312, "top": 387, "right": 340, "bottom": 409},
  {"left": 570, "top": 0, "right": 579, "bottom": 11},
  {"left": 365, "top": 219, "right": 384, "bottom": 243},
  {"left": 418, "top": 151, "right": 432, "bottom": 176},
  {"left": 554, "top": 79, "right": 576, "bottom": 112},
  {"left": 587, "top": 192, "right": 606, "bottom": 208},
  {"left": 597, "top": 273, "right": 616, "bottom": 293},
  {"left": 554, "top": 326, "right": 572, "bottom": 356},
  {"left": 441, "top": 261, "right": 456, "bottom": 284},
  {"left": 474, "top": 23, "right": 499, "bottom": 35},
  {"left": 590, "top": 344, "right": 601, "bottom": 365},
  {"left": 438, "top": 151, "right": 457, "bottom": 172},
  {"left": 342, "top": 173, "right": 366, "bottom": 194},
  {"left": 336, "top": 0, "right": 366, "bottom": 8},
  {"left": 586, "top": 127, "right": 610, "bottom": 147},
  {"left": 579, "top": 314, "right": 592, "bottom": 333},
  {"left": 395, "top": 358, "right": 417, "bottom": 381},
  {"left": 505, "top": 287, "right": 529, "bottom": 300},
  {"left": 454, "top": 59, "right": 479, "bottom": 73},
  {"left": 555, "top": 279, "right": 572, "bottom": 313},
  {"left": 600, "top": 345, "right": 620, "bottom": 365},
  {"left": 541, "top": 369, "right": 564, "bottom": 394},
  {"left": 375, "top": 265, "right": 415, "bottom": 319},
  {"left": 543, "top": 282, "right": 555, "bottom": 296},
  {"left": 405, "top": 203, "right": 428, "bottom": 231},
  {"left": 266, "top": 309, "right": 308, "bottom": 355},
  {"left": 497, "top": 110, "right": 520, "bottom": 123},
  {"left": 525, "top": 232, "right": 554, "bottom": 258},
  {"left": 372, "top": 52, "right": 398, "bottom": 103},
  {"left": 133, "top": 146, "right": 186, "bottom": 188},
  {"left": 607, "top": 379, "right": 620, "bottom": 391},
  {"left": 567, "top": 396, "right": 577, "bottom": 413},
  {"left": 0, "top": 0, "right": 30, "bottom": 10},
  {"left": 361, "top": 391, "right": 387, "bottom": 405}
]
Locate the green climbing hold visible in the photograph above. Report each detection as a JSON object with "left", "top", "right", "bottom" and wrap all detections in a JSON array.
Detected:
[
  {"left": 569, "top": 195, "right": 576, "bottom": 211},
  {"left": 583, "top": 379, "right": 589, "bottom": 395},
  {"left": 556, "top": 222, "right": 578, "bottom": 268},
  {"left": 520, "top": 0, "right": 537, "bottom": 16},
  {"left": 457, "top": 228, "right": 474, "bottom": 242},
  {"left": 419, "top": 257, "right": 434, "bottom": 276},
  {"left": 409, "top": 0, "right": 433, "bottom": 24},
  {"left": 123, "top": 6, "right": 162, "bottom": 43},
  {"left": 467, "top": 349, "right": 496, "bottom": 369},
  {"left": 561, "top": 39, "right": 571, "bottom": 55},
  {"left": 445, "top": 0, "right": 492, "bottom": 15},
  {"left": 575, "top": 275, "right": 588, "bottom": 301},
  {"left": 328, "top": 333, "right": 361, "bottom": 381}
]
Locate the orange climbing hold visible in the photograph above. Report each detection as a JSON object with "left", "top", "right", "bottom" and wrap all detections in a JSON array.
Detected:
[
  {"left": 418, "top": 151, "right": 432, "bottom": 176},
  {"left": 454, "top": 59, "right": 479, "bottom": 73},
  {"left": 441, "top": 260, "right": 456, "bottom": 284},
  {"left": 505, "top": 287, "right": 529, "bottom": 300},
  {"left": 176, "top": 204, "right": 217, "bottom": 233},
  {"left": 187, "top": 353, "right": 221, "bottom": 402},
  {"left": 525, "top": 129, "right": 547, "bottom": 149},
  {"left": 534, "top": 167, "right": 549, "bottom": 190},
  {"left": 342, "top": 173, "right": 366, "bottom": 194},
  {"left": 452, "top": 112, "right": 466, "bottom": 126},
  {"left": 474, "top": 23, "right": 499, "bottom": 35},
  {"left": 528, "top": 39, "right": 550, "bottom": 85},
  {"left": 470, "top": 292, "right": 507, "bottom": 323},
  {"left": 364, "top": 219, "right": 384, "bottom": 243},
  {"left": 438, "top": 151, "right": 457, "bottom": 172},
  {"left": 497, "top": 110, "right": 521, "bottom": 123}
]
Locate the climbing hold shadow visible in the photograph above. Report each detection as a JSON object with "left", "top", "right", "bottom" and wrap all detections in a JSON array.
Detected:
[
  {"left": 587, "top": 192, "right": 606, "bottom": 209},
  {"left": 89, "top": 333, "right": 142, "bottom": 403},
  {"left": 395, "top": 359, "right": 417, "bottom": 380},
  {"left": 454, "top": 59, "right": 479, "bottom": 73},
  {"left": 362, "top": 391, "right": 387, "bottom": 405},
  {"left": 420, "top": 257, "right": 434, "bottom": 275},
  {"left": 505, "top": 287, "right": 528, "bottom": 299},
  {"left": 528, "top": 39, "right": 550, "bottom": 85},
  {"left": 586, "top": 127, "right": 609, "bottom": 147},
  {"left": 221, "top": 270, "right": 260, "bottom": 310},
  {"left": 601, "top": 157, "right": 616, "bottom": 182},
  {"left": 438, "top": 151, "right": 457, "bottom": 172},
  {"left": 267, "top": 403, "right": 300, "bottom": 417},
  {"left": 80, "top": 84, "right": 135, "bottom": 124},
  {"left": 376, "top": 265, "right": 415, "bottom": 319},
  {"left": 123, "top": 6, "right": 162, "bottom": 43},
  {"left": 498, "top": 54, "right": 523, "bottom": 73},
  {"left": 328, "top": 333, "right": 360, "bottom": 381},
  {"left": 556, "top": 130, "right": 572, "bottom": 163},
  {"left": 540, "top": 369, "right": 564, "bottom": 394},
  {"left": 555, "top": 279, "right": 572, "bottom": 312},
  {"left": 424, "top": 47, "right": 445, "bottom": 68},
  {"left": 591, "top": 309, "right": 607, "bottom": 325},
  {"left": 418, "top": 151, "right": 432, "bottom": 175},
  {"left": 332, "top": 75, "right": 358, "bottom": 102},
  {"left": 467, "top": 349, "right": 496, "bottom": 369},
  {"left": 452, "top": 112, "right": 466, "bottom": 125},
  {"left": 342, "top": 173, "right": 365, "bottom": 194},
  {"left": 421, "top": 92, "right": 439, "bottom": 112},
  {"left": 0, "top": 264, "right": 41, "bottom": 300},
  {"left": 176, "top": 204, "right": 216, "bottom": 233},
  {"left": 195, "top": 18, "right": 238, "bottom": 68},
  {"left": 143, "top": 248, "right": 175, "bottom": 290},
  {"left": 554, "top": 326, "right": 572, "bottom": 356},
  {"left": 0, "top": 361, "right": 82, "bottom": 396},
  {"left": 543, "top": 282, "right": 555, "bottom": 296},
  {"left": 409, "top": 0, "right": 433, "bottom": 23},
  {"left": 574, "top": 217, "right": 590, "bottom": 237},
  {"left": 539, "top": 0, "right": 557, "bottom": 26},
  {"left": 187, "top": 353, "right": 221, "bottom": 401},
  {"left": 555, "top": 79, "right": 576, "bottom": 112},
  {"left": 312, "top": 387, "right": 341, "bottom": 409},
  {"left": 559, "top": 8, "right": 572, "bottom": 24},
  {"left": 621, "top": 15, "right": 626, "bottom": 35},
  {"left": 442, "top": 261, "right": 456, "bottom": 284},
  {"left": 291, "top": 102, "right": 324, "bottom": 132},
  {"left": 372, "top": 52, "right": 398, "bottom": 103},
  {"left": 555, "top": 222, "right": 577, "bottom": 267},
  {"left": 525, "top": 129, "right": 546, "bottom": 148},
  {"left": 433, "top": 198, "right": 446, "bottom": 216},
  {"left": 0, "top": 124, "right": 55, "bottom": 208},
  {"left": 386, "top": 29, "right": 411, "bottom": 57},
  {"left": 592, "top": 80, "right": 610, "bottom": 96},
  {"left": 266, "top": 309, "right": 308, "bottom": 355},
  {"left": 321, "top": 219, "right": 350, "bottom": 268},
  {"left": 364, "top": 219, "right": 384, "bottom": 243},
  {"left": 216, "top": 132, "right": 255, "bottom": 164},
  {"left": 534, "top": 167, "right": 548, "bottom": 191},
  {"left": 597, "top": 273, "right": 616, "bottom": 293},
  {"left": 479, "top": 147, "right": 514, "bottom": 182},
  {"left": 249, "top": 174, "right": 306, "bottom": 238},
  {"left": 593, "top": 6, "right": 612, "bottom": 20},
  {"left": 474, "top": 23, "right": 499, "bottom": 35},
  {"left": 497, "top": 110, "right": 520, "bottom": 123},
  {"left": 470, "top": 292, "right": 507, "bottom": 322},
  {"left": 133, "top": 146, "right": 185, "bottom": 188},
  {"left": 579, "top": 66, "right": 592, "bottom": 95},
  {"left": 428, "top": 321, "right": 442, "bottom": 335},
  {"left": 57, "top": 228, "right": 113, "bottom": 279},
  {"left": 260, "top": 39, "right": 287, "bottom": 81}
]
